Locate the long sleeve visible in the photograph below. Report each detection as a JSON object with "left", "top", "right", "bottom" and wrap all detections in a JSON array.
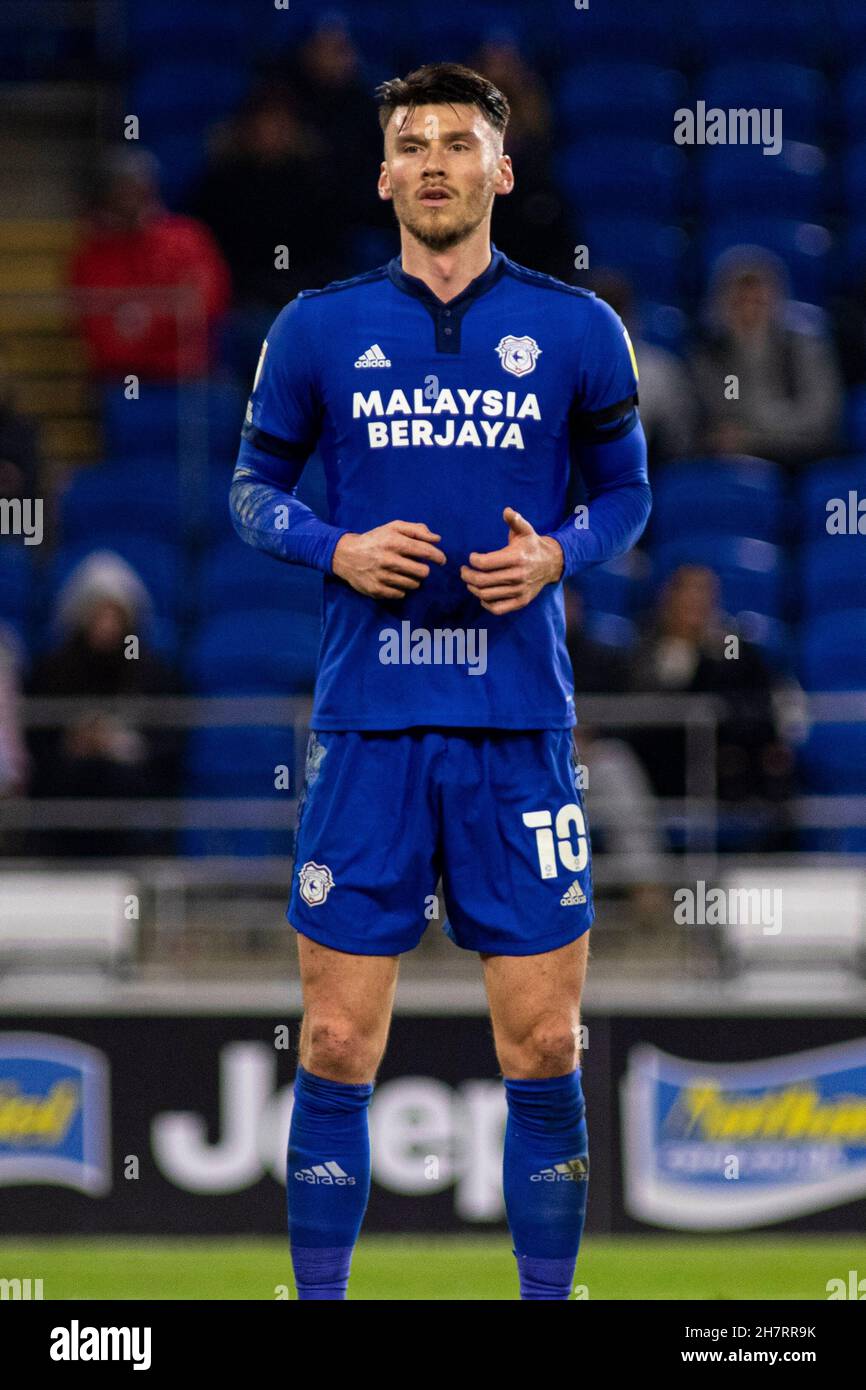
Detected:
[
  {"left": 549, "top": 416, "right": 651, "bottom": 577},
  {"left": 546, "top": 294, "right": 651, "bottom": 577},
  {"left": 229, "top": 296, "right": 348, "bottom": 572},
  {"left": 230, "top": 439, "right": 348, "bottom": 573}
]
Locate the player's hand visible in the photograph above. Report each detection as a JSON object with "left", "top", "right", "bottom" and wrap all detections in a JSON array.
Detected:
[
  {"left": 461, "top": 507, "right": 564, "bottom": 615},
  {"left": 332, "top": 521, "right": 447, "bottom": 600}
]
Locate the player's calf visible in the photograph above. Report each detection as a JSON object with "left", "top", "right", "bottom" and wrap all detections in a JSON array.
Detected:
[{"left": 501, "top": 1067, "right": 590, "bottom": 1301}]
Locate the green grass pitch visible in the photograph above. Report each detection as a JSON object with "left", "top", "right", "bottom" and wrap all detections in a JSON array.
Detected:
[{"left": 1, "top": 1235, "right": 862, "bottom": 1300}]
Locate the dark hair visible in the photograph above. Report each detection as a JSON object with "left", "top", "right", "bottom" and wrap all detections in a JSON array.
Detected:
[{"left": 375, "top": 62, "right": 510, "bottom": 137}]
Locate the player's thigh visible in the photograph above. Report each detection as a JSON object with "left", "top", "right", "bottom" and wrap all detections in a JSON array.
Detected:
[
  {"left": 480, "top": 933, "right": 590, "bottom": 1078},
  {"left": 289, "top": 729, "right": 439, "bottom": 957},
  {"left": 440, "top": 728, "right": 593, "bottom": 955},
  {"left": 295, "top": 933, "right": 400, "bottom": 1082}
]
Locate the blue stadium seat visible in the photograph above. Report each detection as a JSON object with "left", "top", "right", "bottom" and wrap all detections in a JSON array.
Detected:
[
  {"left": 127, "top": 3, "right": 252, "bottom": 63},
  {"left": 187, "top": 609, "right": 320, "bottom": 694},
  {"left": 59, "top": 462, "right": 182, "bottom": 545},
  {"left": 834, "top": 3, "right": 866, "bottom": 61},
  {"left": 576, "top": 550, "right": 649, "bottom": 618},
  {"left": 130, "top": 63, "right": 251, "bottom": 137},
  {"left": 699, "top": 62, "right": 827, "bottom": 143},
  {"left": 582, "top": 612, "right": 637, "bottom": 650},
  {"left": 639, "top": 302, "right": 688, "bottom": 354},
  {"left": 546, "top": 0, "right": 685, "bottom": 64},
  {"left": 695, "top": 2, "right": 829, "bottom": 64},
  {"left": 801, "top": 542, "right": 866, "bottom": 616},
  {"left": 560, "top": 139, "right": 686, "bottom": 219},
  {"left": 583, "top": 217, "right": 686, "bottom": 300},
  {"left": 841, "top": 63, "right": 866, "bottom": 138},
  {"left": 651, "top": 458, "right": 786, "bottom": 545},
  {"left": 798, "top": 458, "right": 866, "bottom": 540},
  {"left": 698, "top": 143, "right": 826, "bottom": 219},
  {"left": 800, "top": 717, "right": 866, "bottom": 790},
  {"left": 845, "top": 387, "right": 866, "bottom": 451},
  {"left": 652, "top": 537, "right": 784, "bottom": 618},
  {"left": 842, "top": 143, "right": 866, "bottom": 219},
  {"left": 102, "top": 383, "right": 178, "bottom": 458},
  {"left": 800, "top": 611, "right": 866, "bottom": 689},
  {"left": 196, "top": 541, "right": 323, "bottom": 620},
  {"left": 102, "top": 382, "right": 246, "bottom": 466},
  {"left": 556, "top": 64, "right": 688, "bottom": 140},
  {"left": 149, "top": 133, "right": 210, "bottom": 210},
  {"left": 700, "top": 218, "right": 832, "bottom": 304},
  {"left": 394, "top": 6, "right": 500, "bottom": 66}
]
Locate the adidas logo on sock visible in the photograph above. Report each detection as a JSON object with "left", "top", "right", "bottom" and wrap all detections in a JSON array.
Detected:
[
  {"left": 354, "top": 343, "right": 391, "bottom": 367},
  {"left": 530, "top": 1156, "right": 589, "bottom": 1183},
  {"left": 560, "top": 880, "right": 587, "bottom": 906},
  {"left": 293, "top": 1161, "right": 356, "bottom": 1185}
]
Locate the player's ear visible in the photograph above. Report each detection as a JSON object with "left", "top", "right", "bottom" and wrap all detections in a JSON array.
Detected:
[
  {"left": 378, "top": 161, "right": 392, "bottom": 201},
  {"left": 494, "top": 153, "right": 514, "bottom": 196}
]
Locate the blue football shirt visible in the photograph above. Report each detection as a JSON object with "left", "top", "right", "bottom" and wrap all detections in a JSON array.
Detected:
[{"left": 231, "top": 245, "right": 647, "bottom": 730}]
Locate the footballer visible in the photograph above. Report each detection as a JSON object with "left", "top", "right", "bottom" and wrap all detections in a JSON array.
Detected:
[{"left": 230, "top": 63, "right": 650, "bottom": 1300}]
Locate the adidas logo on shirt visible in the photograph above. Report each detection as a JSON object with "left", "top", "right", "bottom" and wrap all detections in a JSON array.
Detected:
[
  {"left": 531, "top": 1157, "right": 589, "bottom": 1182},
  {"left": 293, "top": 1161, "right": 356, "bottom": 1185},
  {"left": 560, "top": 880, "right": 587, "bottom": 906},
  {"left": 354, "top": 343, "right": 391, "bottom": 367}
]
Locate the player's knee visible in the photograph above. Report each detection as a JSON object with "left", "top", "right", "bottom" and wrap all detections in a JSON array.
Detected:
[
  {"left": 508, "top": 1017, "right": 580, "bottom": 1077},
  {"left": 304, "top": 1016, "right": 378, "bottom": 1081}
]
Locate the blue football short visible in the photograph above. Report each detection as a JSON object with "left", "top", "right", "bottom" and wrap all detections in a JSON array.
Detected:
[{"left": 287, "top": 727, "right": 594, "bottom": 956}]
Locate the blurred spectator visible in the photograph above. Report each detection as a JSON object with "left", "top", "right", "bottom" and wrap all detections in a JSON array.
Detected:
[
  {"left": 69, "top": 148, "right": 231, "bottom": 381},
  {"left": 0, "top": 363, "right": 40, "bottom": 503},
  {"left": 624, "top": 566, "right": 795, "bottom": 845},
  {"left": 586, "top": 269, "right": 696, "bottom": 465},
  {"left": 565, "top": 586, "right": 668, "bottom": 922},
  {"left": 689, "top": 246, "right": 842, "bottom": 466},
  {"left": 265, "top": 16, "right": 392, "bottom": 250},
  {"left": 26, "top": 551, "right": 183, "bottom": 857},
  {"left": 471, "top": 35, "right": 574, "bottom": 276},
  {"left": 188, "top": 89, "right": 348, "bottom": 381}
]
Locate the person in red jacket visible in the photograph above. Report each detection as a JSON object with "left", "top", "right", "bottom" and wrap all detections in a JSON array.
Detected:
[{"left": 69, "top": 148, "right": 231, "bottom": 380}]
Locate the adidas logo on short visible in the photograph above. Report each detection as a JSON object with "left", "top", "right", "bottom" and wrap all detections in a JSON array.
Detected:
[
  {"left": 354, "top": 343, "right": 391, "bottom": 367},
  {"left": 293, "top": 1161, "right": 356, "bottom": 1185},
  {"left": 560, "top": 880, "right": 587, "bottom": 906},
  {"left": 530, "top": 1157, "right": 589, "bottom": 1182}
]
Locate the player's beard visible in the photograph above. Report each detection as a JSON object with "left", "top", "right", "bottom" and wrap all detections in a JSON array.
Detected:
[{"left": 393, "top": 181, "right": 495, "bottom": 252}]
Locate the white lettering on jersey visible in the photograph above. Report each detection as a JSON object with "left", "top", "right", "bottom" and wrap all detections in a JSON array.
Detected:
[{"left": 353, "top": 384, "right": 539, "bottom": 448}]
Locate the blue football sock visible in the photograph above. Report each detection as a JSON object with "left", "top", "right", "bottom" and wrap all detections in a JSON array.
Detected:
[
  {"left": 287, "top": 1063, "right": 373, "bottom": 1300},
  {"left": 502, "top": 1067, "right": 589, "bottom": 1301}
]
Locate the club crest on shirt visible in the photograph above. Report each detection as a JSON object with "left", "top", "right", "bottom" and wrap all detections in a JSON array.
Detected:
[
  {"left": 495, "top": 334, "right": 542, "bottom": 377},
  {"left": 298, "top": 861, "right": 334, "bottom": 907}
]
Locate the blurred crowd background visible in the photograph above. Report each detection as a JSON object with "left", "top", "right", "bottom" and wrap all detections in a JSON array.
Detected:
[{"left": 1, "top": 0, "right": 866, "bottom": 948}]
